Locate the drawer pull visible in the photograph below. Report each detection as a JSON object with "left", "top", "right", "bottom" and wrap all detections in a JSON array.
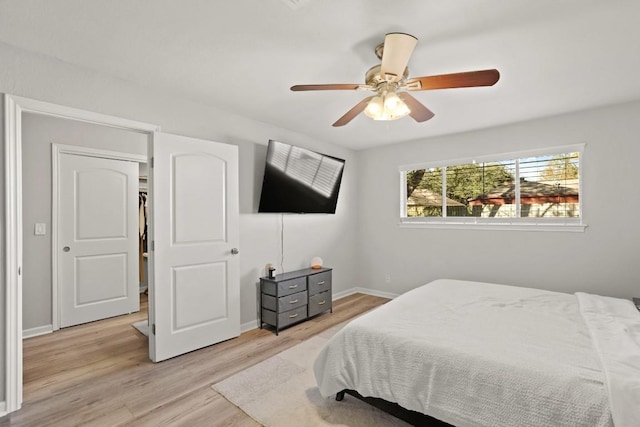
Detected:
[
  {"left": 317, "top": 281, "right": 325, "bottom": 285},
  {"left": 289, "top": 313, "right": 299, "bottom": 318},
  {"left": 288, "top": 284, "right": 298, "bottom": 289},
  {"left": 289, "top": 299, "right": 299, "bottom": 304},
  {"left": 318, "top": 300, "right": 326, "bottom": 305}
]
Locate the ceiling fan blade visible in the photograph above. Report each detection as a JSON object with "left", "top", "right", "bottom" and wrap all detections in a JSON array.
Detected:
[
  {"left": 291, "top": 84, "right": 361, "bottom": 91},
  {"left": 332, "top": 96, "right": 373, "bottom": 127},
  {"left": 398, "top": 92, "right": 435, "bottom": 122},
  {"left": 405, "top": 69, "right": 500, "bottom": 91},
  {"left": 380, "top": 33, "right": 418, "bottom": 82}
]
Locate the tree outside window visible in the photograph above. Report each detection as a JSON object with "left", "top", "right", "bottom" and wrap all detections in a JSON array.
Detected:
[{"left": 404, "top": 151, "right": 580, "bottom": 219}]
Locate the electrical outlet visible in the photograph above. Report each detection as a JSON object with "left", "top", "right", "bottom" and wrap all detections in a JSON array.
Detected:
[{"left": 384, "top": 274, "right": 391, "bottom": 283}]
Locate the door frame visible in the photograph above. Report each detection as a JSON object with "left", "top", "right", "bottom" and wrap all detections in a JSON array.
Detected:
[
  {"left": 3, "top": 94, "right": 159, "bottom": 415},
  {"left": 51, "top": 144, "right": 146, "bottom": 331}
]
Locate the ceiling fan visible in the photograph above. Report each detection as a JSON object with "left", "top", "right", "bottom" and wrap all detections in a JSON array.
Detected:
[{"left": 290, "top": 33, "right": 500, "bottom": 127}]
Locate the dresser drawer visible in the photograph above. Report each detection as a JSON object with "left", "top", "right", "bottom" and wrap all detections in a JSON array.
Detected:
[
  {"left": 262, "top": 291, "right": 307, "bottom": 312},
  {"left": 308, "top": 271, "right": 331, "bottom": 295},
  {"left": 308, "top": 291, "right": 332, "bottom": 317},
  {"left": 278, "top": 277, "right": 306, "bottom": 296},
  {"left": 277, "top": 305, "right": 307, "bottom": 329},
  {"left": 262, "top": 276, "right": 307, "bottom": 297}
]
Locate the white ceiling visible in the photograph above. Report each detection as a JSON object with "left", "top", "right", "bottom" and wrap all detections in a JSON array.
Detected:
[{"left": 1, "top": 0, "right": 639, "bottom": 150}]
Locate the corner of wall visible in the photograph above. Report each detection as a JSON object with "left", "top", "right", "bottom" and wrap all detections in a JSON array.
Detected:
[{"left": 0, "top": 92, "right": 7, "bottom": 402}]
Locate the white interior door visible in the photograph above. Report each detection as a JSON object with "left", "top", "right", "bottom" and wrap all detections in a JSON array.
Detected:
[
  {"left": 148, "top": 132, "right": 240, "bottom": 362},
  {"left": 58, "top": 153, "right": 139, "bottom": 328}
]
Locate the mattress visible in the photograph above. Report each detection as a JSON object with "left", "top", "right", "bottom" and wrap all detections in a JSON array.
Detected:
[{"left": 314, "top": 279, "right": 640, "bottom": 427}]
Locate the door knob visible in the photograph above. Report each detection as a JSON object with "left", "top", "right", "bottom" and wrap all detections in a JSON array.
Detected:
[
  {"left": 62, "top": 246, "right": 70, "bottom": 252},
  {"left": 231, "top": 248, "right": 239, "bottom": 255}
]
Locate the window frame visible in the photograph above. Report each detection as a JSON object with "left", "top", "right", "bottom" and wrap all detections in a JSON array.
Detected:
[{"left": 399, "top": 144, "right": 586, "bottom": 232}]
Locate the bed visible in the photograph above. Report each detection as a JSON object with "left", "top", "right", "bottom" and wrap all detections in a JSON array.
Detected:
[{"left": 314, "top": 279, "right": 640, "bottom": 427}]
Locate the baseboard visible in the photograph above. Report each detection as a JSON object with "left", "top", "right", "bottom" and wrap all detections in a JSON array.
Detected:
[
  {"left": 0, "top": 400, "right": 6, "bottom": 417},
  {"left": 23, "top": 324, "right": 53, "bottom": 339},
  {"left": 241, "top": 320, "right": 260, "bottom": 334},
  {"left": 333, "top": 287, "right": 399, "bottom": 300},
  {"left": 240, "top": 287, "right": 398, "bottom": 334},
  {"left": 19, "top": 289, "right": 395, "bottom": 338}
]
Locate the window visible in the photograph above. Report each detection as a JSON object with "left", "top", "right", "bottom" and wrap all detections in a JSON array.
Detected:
[{"left": 400, "top": 145, "right": 584, "bottom": 231}]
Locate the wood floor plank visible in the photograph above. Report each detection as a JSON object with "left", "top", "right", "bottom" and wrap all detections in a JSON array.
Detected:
[
  {"left": 1, "top": 292, "right": 388, "bottom": 426},
  {"left": 121, "top": 385, "right": 259, "bottom": 427}
]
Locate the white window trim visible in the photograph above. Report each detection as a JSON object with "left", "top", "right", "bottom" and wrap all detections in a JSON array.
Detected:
[{"left": 399, "top": 143, "right": 586, "bottom": 232}]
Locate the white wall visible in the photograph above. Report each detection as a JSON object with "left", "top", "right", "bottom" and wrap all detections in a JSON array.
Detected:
[
  {"left": 357, "top": 101, "right": 640, "bottom": 299},
  {"left": 0, "top": 42, "right": 360, "bottom": 338}
]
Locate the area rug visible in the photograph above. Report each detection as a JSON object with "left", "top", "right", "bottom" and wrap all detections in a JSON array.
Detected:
[
  {"left": 132, "top": 319, "right": 149, "bottom": 336},
  {"left": 212, "top": 323, "right": 409, "bottom": 427}
]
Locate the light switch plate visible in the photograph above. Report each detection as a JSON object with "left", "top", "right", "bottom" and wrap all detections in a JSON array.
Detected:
[{"left": 34, "top": 223, "right": 46, "bottom": 235}]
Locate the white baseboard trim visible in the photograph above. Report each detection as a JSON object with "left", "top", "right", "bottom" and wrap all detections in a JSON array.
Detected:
[
  {"left": 241, "top": 320, "right": 260, "bottom": 334},
  {"left": 23, "top": 324, "right": 54, "bottom": 339},
  {"left": 333, "top": 287, "right": 399, "bottom": 300},
  {"left": 240, "top": 287, "right": 399, "bottom": 335},
  {"left": 0, "top": 400, "right": 7, "bottom": 417}
]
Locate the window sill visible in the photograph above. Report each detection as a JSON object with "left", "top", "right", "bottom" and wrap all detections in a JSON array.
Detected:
[{"left": 398, "top": 219, "right": 587, "bottom": 232}]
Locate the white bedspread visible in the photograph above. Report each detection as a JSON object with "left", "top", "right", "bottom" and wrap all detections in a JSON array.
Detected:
[
  {"left": 576, "top": 292, "right": 640, "bottom": 427},
  {"left": 314, "top": 279, "right": 614, "bottom": 427}
]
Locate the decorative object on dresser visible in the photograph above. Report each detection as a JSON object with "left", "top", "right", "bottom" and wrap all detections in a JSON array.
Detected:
[
  {"left": 266, "top": 263, "right": 276, "bottom": 279},
  {"left": 260, "top": 267, "right": 332, "bottom": 335},
  {"left": 310, "top": 256, "right": 323, "bottom": 269}
]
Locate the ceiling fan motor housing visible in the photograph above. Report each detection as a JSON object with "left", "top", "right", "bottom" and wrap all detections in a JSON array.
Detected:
[{"left": 365, "top": 64, "right": 409, "bottom": 87}]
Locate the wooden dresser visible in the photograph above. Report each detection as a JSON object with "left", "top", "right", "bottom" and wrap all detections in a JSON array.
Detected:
[{"left": 260, "top": 267, "right": 332, "bottom": 335}]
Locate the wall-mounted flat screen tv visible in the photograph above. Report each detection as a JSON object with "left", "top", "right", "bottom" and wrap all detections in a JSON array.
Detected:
[{"left": 258, "top": 140, "right": 345, "bottom": 214}]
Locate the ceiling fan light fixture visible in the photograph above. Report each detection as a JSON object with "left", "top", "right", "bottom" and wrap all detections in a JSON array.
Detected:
[
  {"left": 383, "top": 92, "right": 401, "bottom": 111},
  {"left": 364, "top": 95, "right": 384, "bottom": 119},
  {"left": 365, "top": 91, "right": 411, "bottom": 121},
  {"left": 382, "top": 98, "right": 411, "bottom": 121},
  {"left": 390, "top": 97, "right": 411, "bottom": 118}
]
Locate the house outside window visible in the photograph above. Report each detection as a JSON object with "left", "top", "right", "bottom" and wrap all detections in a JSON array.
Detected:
[{"left": 399, "top": 144, "right": 585, "bottom": 231}]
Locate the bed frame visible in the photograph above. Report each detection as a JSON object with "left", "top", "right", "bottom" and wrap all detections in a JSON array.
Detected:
[{"left": 336, "top": 389, "right": 453, "bottom": 426}]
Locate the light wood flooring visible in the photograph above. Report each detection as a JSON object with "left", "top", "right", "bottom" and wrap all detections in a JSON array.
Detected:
[{"left": 1, "top": 292, "right": 388, "bottom": 426}]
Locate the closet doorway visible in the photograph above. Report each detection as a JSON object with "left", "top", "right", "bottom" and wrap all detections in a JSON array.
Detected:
[
  {"left": 4, "top": 98, "right": 157, "bottom": 415},
  {"left": 4, "top": 95, "right": 240, "bottom": 415},
  {"left": 52, "top": 144, "right": 143, "bottom": 328}
]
